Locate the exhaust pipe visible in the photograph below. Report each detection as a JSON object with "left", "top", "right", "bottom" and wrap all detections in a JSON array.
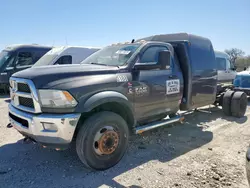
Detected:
[{"left": 135, "top": 115, "right": 184, "bottom": 134}]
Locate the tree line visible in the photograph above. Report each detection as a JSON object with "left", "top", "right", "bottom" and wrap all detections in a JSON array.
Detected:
[{"left": 225, "top": 48, "right": 250, "bottom": 71}]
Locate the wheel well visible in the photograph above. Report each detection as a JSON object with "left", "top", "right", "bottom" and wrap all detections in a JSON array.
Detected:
[{"left": 73, "top": 102, "right": 135, "bottom": 139}]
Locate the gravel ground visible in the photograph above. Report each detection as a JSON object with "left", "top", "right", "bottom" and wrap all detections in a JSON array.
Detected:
[{"left": 1, "top": 95, "right": 250, "bottom": 188}]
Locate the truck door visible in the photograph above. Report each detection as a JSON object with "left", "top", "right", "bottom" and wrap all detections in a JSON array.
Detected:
[
  {"left": 226, "top": 58, "right": 237, "bottom": 82},
  {"left": 0, "top": 52, "right": 16, "bottom": 85},
  {"left": 132, "top": 45, "right": 182, "bottom": 121},
  {"left": 216, "top": 57, "right": 227, "bottom": 83}
]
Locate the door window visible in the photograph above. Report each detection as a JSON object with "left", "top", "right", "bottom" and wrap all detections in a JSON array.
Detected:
[
  {"left": 5, "top": 55, "right": 16, "bottom": 68},
  {"left": 216, "top": 57, "right": 226, "bottom": 70},
  {"left": 16, "top": 52, "right": 33, "bottom": 68},
  {"left": 140, "top": 46, "right": 168, "bottom": 64},
  {"left": 55, "top": 55, "right": 72, "bottom": 65}
]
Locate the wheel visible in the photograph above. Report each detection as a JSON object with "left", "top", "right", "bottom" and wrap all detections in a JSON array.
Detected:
[
  {"left": 222, "top": 90, "right": 235, "bottom": 116},
  {"left": 76, "top": 111, "right": 129, "bottom": 171},
  {"left": 231, "top": 91, "right": 247, "bottom": 118}
]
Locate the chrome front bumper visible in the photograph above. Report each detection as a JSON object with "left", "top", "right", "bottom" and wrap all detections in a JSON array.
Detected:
[{"left": 8, "top": 104, "right": 81, "bottom": 145}]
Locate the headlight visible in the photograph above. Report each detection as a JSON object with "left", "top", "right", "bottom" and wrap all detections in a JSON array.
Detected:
[
  {"left": 9, "top": 79, "right": 16, "bottom": 89},
  {"left": 38, "top": 90, "right": 78, "bottom": 108}
]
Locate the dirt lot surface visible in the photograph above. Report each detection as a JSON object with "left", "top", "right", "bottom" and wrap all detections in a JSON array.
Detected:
[{"left": 1, "top": 95, "right": 250, "bottom": 188}]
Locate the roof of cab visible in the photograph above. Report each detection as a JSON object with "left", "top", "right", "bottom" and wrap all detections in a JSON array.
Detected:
[
  {"left": 215, "top": 50, "right": 230, "bottom": 58},
  {"left": 52, "top": 46, "right": 101, "bottom": 50},
  {"left": 46, "top": 45, "right": 100, "bottom": 54},
  {"left": 4, "top": 44, "right": 52, "bottom": 51},
  {"left": 136, "top": 33, "right": 209, "bottom": 43}
]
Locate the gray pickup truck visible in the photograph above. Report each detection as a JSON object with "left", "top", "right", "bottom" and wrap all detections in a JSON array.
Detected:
[
  {"left": 215, "top": 51, "right": 237, "bottom": 84},
  {"left": 0, "top": 45, "right": 52, "bottom": 93},
  {"left": 8, "top": 33, "right": 247, "bottom": 170}
]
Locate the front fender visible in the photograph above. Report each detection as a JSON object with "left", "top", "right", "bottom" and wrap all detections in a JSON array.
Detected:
[{"left": 75, "top": 91, "right": 133, "bottom": 113}]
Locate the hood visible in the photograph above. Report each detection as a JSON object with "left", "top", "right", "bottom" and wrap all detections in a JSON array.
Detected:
[
  {"left": 12, "top": 64, "right": 119, "bottom": 88},
  {"left": 237, "top": 70, "right": 250, "bottom": 76}
]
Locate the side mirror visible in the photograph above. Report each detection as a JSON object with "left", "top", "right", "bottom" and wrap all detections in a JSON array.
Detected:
[
  {"left": 5, "top": 67, "right": 14, "bottom": 71},
  {"left": 133, "top": 62, "right": 160, "bottom": 70},
  {"left": 158, "top": 50, "right": 171, "bottom": 69},
  {"left": 231, "top": 67, "right": 236, "bottom": 71}
]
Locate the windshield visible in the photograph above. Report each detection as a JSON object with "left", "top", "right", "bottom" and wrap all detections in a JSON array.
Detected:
[
  {"left": 33, "top": 53, "right": 58, "bottom": 67},
  {"left": 0, "top": 51, "right": 13, "bottom": 68},
  {"left": 81, "top": 44, "right": 141, "bottom": 66}
]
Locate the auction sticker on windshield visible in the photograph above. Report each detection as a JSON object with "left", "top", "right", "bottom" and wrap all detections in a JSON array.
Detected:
[
  {"left": 166, "top": 79, "right": 180, "bottom": 95},
  {"left": 115, "top": 50, "right": 131, "bottom": 55}
]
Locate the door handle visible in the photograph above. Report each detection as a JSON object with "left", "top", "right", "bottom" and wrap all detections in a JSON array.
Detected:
[
  {"left": 169, "top": 75, "right": 178, "bottom": 79},
  {"left": 194, "top": 75, "right": 201, "bottom": 78}
]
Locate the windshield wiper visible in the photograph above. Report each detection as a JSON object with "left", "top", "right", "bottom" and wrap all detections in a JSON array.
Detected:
[
  {"left": 90, "top": 62, "right": 109, "bottom": 66},
  {"left": 89, "top": 62, "right": 119, "bottom": 68}
]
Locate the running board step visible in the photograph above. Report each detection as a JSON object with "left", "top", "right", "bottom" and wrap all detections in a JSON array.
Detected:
[{"left": 135, "top": 115, "right": 184, "bottom": 134}]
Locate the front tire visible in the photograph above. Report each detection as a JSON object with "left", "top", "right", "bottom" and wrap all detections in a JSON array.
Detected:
[{"left": 76, "top": 111, "right": 129, "bottom": 171}]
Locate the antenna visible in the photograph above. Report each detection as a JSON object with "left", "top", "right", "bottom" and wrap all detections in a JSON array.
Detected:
[
  {"left": 65, "top": 36, "right": 68, "bottom": 46},
  {"left": 131, "top": 39, "right": 135, "bottom": 43}
]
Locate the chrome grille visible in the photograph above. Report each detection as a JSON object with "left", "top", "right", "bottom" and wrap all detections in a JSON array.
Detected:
[
  {"left": 19, "top": 97, "right": 34, "bottom": 108},
  {"left": 17, "top": 83, "right": 31, "bottom": 93},
  {"left": 9, "top": 77, "right": 41, "bottom": 113}
]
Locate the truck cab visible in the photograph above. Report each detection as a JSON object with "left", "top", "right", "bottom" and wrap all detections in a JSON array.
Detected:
[
  {"left": 33, "top": 46, "right": 100, "bottom": 67},
  {"left": 215, "top": 50, "right": 236, "bottom": 84},
  {"left": 8, "top": 33, "right": 247, "bottom": 171},
  {"left": 233, "top": 69, "right": 250, "bottom": 95},
  {"left": 0, "top": 44, "right": 51, "bottom": 92}
]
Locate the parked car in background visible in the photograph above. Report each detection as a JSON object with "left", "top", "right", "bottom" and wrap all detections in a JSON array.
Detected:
[
  {"left": 33, "top": 46, "right": 100, "bottom": 67},
  {"left": 215, "top": 51, "right": 237, "bottom": 94},
  {"left": 233, "top": 68, "right": 250, "bottom": 95},
  {"left": 215, "top": 50, "right": 237, "bottom": 84},
  {"left": 0, "top": 44, "right": 52, "bottom": 93}
]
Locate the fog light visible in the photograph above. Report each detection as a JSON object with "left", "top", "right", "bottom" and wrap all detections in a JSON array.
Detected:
[
  {"left": 41, "top": 122, "right": 58, "bottom": 132},
  {"left": 69, "top": 118, "right": 78, "bottom": 126}
]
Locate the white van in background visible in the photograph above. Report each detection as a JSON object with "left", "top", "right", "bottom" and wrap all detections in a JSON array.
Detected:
[
  {"left": 215, "top": 50, "right": 237, "bottom": 84},
  {"left": 33, "top": 46, "right": 100, "bottom": 67}
]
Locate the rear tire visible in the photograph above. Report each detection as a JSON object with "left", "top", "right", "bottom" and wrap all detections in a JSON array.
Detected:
[
  {"left": 231, "top": 91, "right": 247, "bottom": 118},
  {"left": 76, "top": 111, "right": 129, "bottom": 171},
  {"left": 222, "top": 90, "right": 234, "bottom": 116}
]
